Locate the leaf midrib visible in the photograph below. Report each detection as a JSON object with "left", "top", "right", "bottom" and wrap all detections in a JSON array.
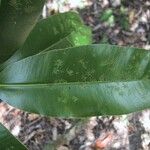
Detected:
[{"left": 0, "top": 79, "right": 148, "bottom": 87}]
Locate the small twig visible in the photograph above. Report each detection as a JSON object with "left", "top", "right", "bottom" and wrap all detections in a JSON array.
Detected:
[
  {"left": 93, "top": 24, "right": 102, "bottom": 31},
  {"left": 23, "top": 129, "right": 45, "bottom": 144},
  {"left": 23, "top": 131, "right": 37, "bottom": 144},
  {"left": 28, "top": 117, "right": 42, "bottom": 127}
]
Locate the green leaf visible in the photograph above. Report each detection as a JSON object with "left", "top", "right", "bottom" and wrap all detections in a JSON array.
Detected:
[
  {"left": 100, "top": 9, "right": 113, "bottom": 22},
  {"left": 118, "top": 6, "right": 129, "bottom": 30},
  {"left": 0, "top": 0, "right": 45, "bottom": 64},
  {"left": 0, "top": 123, "right": 27, "bottom": 150},
  {"left": 100, "top": 9, "right": 115, "bottom": 27},
  {"left": 0, "top": 12, "right": 91, "bottom": 70},
  {"left": 120, "top": 15, "right": 129, "bottom": 30},
  {"left": 43, "top": 25, "right": 92, "bottom": 52},
  {"left": 0, "top": 44, "right": 149, "bottom": 117}
]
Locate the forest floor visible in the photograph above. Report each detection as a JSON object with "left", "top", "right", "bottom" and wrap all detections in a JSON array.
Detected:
[{"left": 0, "top": 0, "right": 150, "bottom": 150}]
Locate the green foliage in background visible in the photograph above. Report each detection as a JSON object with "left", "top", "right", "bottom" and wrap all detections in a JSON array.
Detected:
[
  {"left": 0, "top": 0, "right": 149, "bottom": 149},
  {"left": 100, "top": 9, "right": 115, "bottom": 27},
  {"left": 100, "top": 6, "right": 129, "bottom": 30}
]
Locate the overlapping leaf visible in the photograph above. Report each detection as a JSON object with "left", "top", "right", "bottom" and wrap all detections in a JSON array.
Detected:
[
  {"left": 0, "top": 12, "right": 91, "bottom": 71},
  {"left": 0, "top": 44, "right": 149, "bottom": 117},
  {"left": 0, "top": 0, "right": 45, "bottom": 64},
  {"left": 0, "top": 123, "right": 27, "bottom": 150},
  {"left": 0, "top": 10, "right": 92, "bottom": 149}
]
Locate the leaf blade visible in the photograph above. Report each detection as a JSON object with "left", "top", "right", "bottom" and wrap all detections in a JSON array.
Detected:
[
  {"left": 0, "top": 80, "right": 150, "bottom": 116},
  {"left": 0, "top": 0, "right": 45, "bottom": 64},
  {"left": 0, "top": 44, "right": 149, "bottom": 116},
  {"left": 0, "top": 12, "right": 91, "bottom": 70},
  {"left": 0, "top": 123, "right": 27, "bottom": 150}
]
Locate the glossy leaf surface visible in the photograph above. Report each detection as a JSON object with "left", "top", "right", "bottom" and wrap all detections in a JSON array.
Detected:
[
  {"left": 0, "top": 0, "right": 45, "bottom": 64},
  {"left": 0, "top": 44, "right": 149, "bottom": 116},
  {"left": 0, "top": 123, "right": 27, "bottom": 150},
  {"left": 0, "top": 12, "right": 91, "bottom": 70}
]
